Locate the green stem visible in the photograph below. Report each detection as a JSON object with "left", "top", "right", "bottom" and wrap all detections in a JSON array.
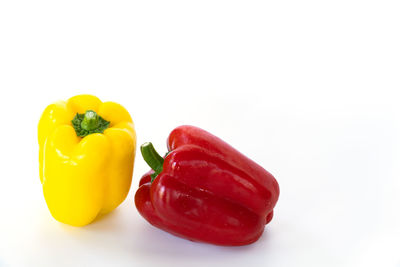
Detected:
[
  {"left": 81, "top": 110, "right": 99, "bottom": 131},
  {"left": 71, "top": 110, "right": 110, "bottom": 137},
  {"left": 141, "top": 142, "right": 164, "bottom": 182}
]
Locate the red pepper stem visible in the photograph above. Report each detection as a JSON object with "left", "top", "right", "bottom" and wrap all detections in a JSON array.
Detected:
[{"left": 141, "top": 142, "right": 164, "bottom": 182}]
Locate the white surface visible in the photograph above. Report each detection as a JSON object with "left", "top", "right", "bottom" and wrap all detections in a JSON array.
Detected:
[{"left": 0, "top": 1, "right": 399, "bottom": 266}]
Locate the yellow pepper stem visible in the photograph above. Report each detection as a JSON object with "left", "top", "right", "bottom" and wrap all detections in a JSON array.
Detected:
[
  {"left": 71, "top": 110, "right": 110, "bottom": 137},
  {"left": 81, "top": 110, "right": 99, "bottom": 131}
]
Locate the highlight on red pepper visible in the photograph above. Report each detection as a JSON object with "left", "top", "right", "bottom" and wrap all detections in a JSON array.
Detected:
[{"left": 134, "top": 125, "right": 280, "bottom": 246}]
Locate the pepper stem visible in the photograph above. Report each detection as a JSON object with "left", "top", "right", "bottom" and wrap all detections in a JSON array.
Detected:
[
  {"left": 141, "top": 142, "right": 164, "bottom": 182},
  {"left": 71, "top": 110, "right": 110, "bottom": 137},
  {"left": 81, "top": 110, "right": 99, "bottom": 131}
]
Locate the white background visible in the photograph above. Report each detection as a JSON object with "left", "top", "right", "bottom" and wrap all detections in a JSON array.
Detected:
[{"left": 0, "top": 0, "right": 399, "bottom": 266}]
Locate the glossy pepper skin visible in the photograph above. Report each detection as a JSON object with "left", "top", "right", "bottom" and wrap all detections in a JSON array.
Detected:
[
  {"left": 135, "top": 125, "right": 279, "bottom": 246},
  {"left": 38, "top": 95, "right": 136, "bottom": 226}
]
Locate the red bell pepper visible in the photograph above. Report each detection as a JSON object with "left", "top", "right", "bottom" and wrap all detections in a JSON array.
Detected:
[{"left": 135, "top": 125, "right": 279, "bottom": 246}]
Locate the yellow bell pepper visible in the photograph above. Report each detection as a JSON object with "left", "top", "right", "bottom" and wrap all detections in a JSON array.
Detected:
[{"left": 38, "top": 94, "right": 136, "bottom": 226}]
